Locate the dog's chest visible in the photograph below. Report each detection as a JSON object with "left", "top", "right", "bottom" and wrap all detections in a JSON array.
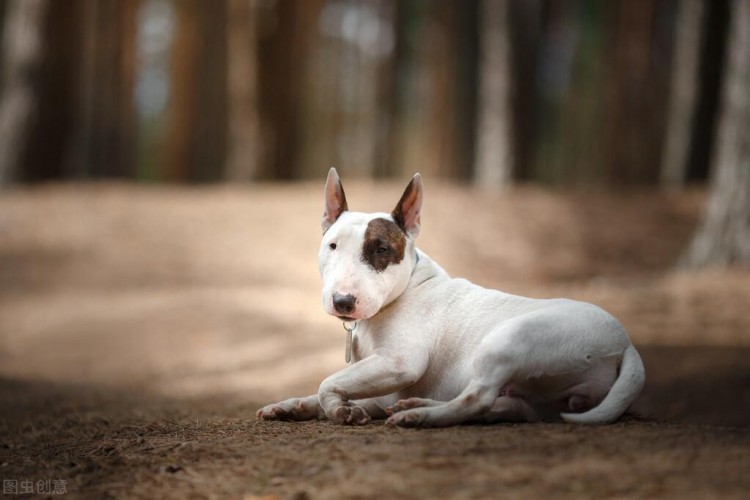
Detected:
[{"left": 350, "top": 324, "right": 376, "bottom": 363}]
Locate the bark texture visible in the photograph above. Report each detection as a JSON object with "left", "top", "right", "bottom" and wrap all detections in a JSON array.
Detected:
[{"left": 684, "top": 0, "right": 750, "bottom": 267}]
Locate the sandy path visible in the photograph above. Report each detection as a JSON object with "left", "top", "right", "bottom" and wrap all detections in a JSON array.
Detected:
[{"left": 0, "top": 182, "right": 748, "bottom": 498}]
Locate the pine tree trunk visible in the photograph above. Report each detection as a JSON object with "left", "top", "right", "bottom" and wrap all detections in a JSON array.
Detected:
[
  {"left": 683, "top": 0, "right": 750, "bottom": 267},
  {"left": 426, "top": 1, "right": 479, "bottom": 180},
  {"left": 474, "top": 0, "right": 513, "bottom": 187},
  {"left": 67, "top": 0, "right": 138, "bottom": 179},
  {"left": 0, "top": 0, "right": 47, "bottom": 185},
  {"left": 661, "top": 0, "right": 704, "bottom": 187},
  {"left": 226, "top": 0, "right": 261, "bottom": 181},
  {"left": 256, "top": 0, "right": 320, "bottom": 180},
  {"left": 163, "top": 0, "right": 228, "bottom": 182},
  {"left": 373, "top": 0, "right": 403, "bottom": 179}
]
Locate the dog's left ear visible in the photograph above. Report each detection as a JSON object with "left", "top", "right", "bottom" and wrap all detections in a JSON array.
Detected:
[
  {"left": 392, "top": 173, "right": 423, "bottom": 237},
  {"left": 322, "top": 167, "right": 348, "bottom": 233}
]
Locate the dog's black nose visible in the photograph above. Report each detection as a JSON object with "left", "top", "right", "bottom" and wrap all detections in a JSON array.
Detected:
[{"left": 333, "top": 293, "right": 357, "bottom": 315}]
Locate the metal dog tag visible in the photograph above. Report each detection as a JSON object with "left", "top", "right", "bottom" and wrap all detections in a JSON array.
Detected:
[{"left": 343, "top": 321, "right": 357, "bottom": 364}]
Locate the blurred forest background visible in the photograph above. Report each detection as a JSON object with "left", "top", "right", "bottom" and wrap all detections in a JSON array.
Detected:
[{"left": 0, "top": 0, "right": 748, "bottom": 264}]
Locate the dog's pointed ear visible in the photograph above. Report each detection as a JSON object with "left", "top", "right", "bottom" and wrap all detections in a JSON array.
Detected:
[
  {"left": 322, "top": 167, "right": 348, "bottom": 233},
  {"left": 392, "top": 173, "right": 423, "bottom": 237}
]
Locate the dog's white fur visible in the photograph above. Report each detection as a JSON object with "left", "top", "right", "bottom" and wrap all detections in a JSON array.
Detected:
[{"left": 257, "top": 169, "right": 645, "bottom": 427}]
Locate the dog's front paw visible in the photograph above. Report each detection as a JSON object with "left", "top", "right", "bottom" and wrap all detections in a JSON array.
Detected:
[{"left": 329, "top": 403, "right": 371, "bottom": 425}]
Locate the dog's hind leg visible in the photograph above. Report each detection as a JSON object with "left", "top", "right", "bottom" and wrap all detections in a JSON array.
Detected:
[
  {"left": 479, "top": 396, "right": 540, "bottom": 423},
  {"left": 257, "top": 395, "right": 324, "bottom": 421},
  {"left": 386, "top": 381, "right": 502, "bottom": 427},
  {"left": 385, "top": 397, "right": 444, "bottom": 416}
]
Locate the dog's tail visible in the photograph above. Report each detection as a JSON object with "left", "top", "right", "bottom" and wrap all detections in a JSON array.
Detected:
[{"left": 560, "top": 344, "right": 645, "bottom": 424}]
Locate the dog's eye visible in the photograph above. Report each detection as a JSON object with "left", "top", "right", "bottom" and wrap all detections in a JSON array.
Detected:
[
  {"left": 329, "top": 242, "right": 337, "bottom": 250},
  {"left": 376, "top": 246, "right": 389, "bottom": 255}
]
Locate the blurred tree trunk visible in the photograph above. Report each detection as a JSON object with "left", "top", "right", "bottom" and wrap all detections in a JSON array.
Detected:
[
  {"left": 685, "top": 0, "right": 730, "bottom": 183},
  {"left": 474, "top": 0, "right": 513, "bottom": 187},
  {"left": 454, "top": 2, "right": 480, "bottom": 180},
  {"left": 507, "top": 0, "right": 542, "bottom": 181},
  {"left": 559, "top": 0, "right": 609, "bottom": 185},
  {"left": 661, "top": 0, "right": 704, "bottom": 187},
  {"left": 256, "top": 0, "right": 320, "bottom": 180},
  {"left": 164, "top": 0, "right": 198, "bottom": 180},
  {"left": 164, "top": 0, "right": 227, "bottom": 182},
  {"left": 683, "top": 0, "right": 750, "bottom": 268},
  {"left": 67, "top": 0, "right": 138, "bottom": 179},
  {"left": 226, "top": 0, "right": 261, "bottom": 181},
  {"left": 605, "top": 0, "right": 668, "bottom": 185},
  {"left": 427, "top": 1, "right": 479, "bottom": 180},
  {"left": 373, "top": 0, "right": 404, "bottom": 179},
  {"left": 0, "top": 0, "right": 47, "bottom": 185},
  {"left": 528, "top": 0, "right": 575, "bottom": 184}
]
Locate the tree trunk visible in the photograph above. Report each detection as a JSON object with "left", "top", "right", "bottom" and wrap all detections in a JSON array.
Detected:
[
  {"left": 66, "top": 0, "right": 138, "bottom": 179},
  {"left": 426, "top": 1, "right": 479, "bottom": 180},
  {"left": 0, "top": 0, "right": 47, "bottom": 185},
  {"left": 685, "top": 0, "right": 731, "bottom": 183},
  {"left": 527, "top": 0, "right": 576, "bottom": 184},
  {"left": 474, "top": 0, "right": 513, "bottom": 187},
  {"left": 661, "top": 0, "right": 704, "bottom": 187},
  {"left": 373, "top": 0, "right": 403, "bottom": 179},
  {"left": 256, "top": 0, "right": 320, "bottom": 180},
  {"left": 164, "top": 0, "right": 227, "bottom": 182},
  {"left": 226, "top": 0, "right": 261, "bottom": 181},
  {"left": 507, "top": 0, "right": 542, "bottom": 181},
  {"left": 605, "top": 0, "right": 666, "bottom": 185},
  {"left": 683, "top": 0, "right": 750, "bottom": 268}
]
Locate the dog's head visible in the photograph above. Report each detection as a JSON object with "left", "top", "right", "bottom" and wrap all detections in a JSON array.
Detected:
[{"left": 319, "top": 168, "right": 422, "bottom": 321}]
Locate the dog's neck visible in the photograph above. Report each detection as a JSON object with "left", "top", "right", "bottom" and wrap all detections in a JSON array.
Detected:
[
  {"left": 364, "top": 248, "right": 434, "bottom": 320},
  {"left": 342, "top": 249, "right": 447, "bottom": 363},
  {"left": 411, "top": 248, "right": 421, "bottom": 273}
]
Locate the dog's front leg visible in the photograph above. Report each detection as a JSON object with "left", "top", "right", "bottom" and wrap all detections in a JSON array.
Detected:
[{"left": 319, "top": 351, "right": 426, "bottom": 425}]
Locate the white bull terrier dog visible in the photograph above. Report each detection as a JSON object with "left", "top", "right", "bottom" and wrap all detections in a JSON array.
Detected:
[{"left": 257, "top": 168, "right": 645, "bottom": 427}]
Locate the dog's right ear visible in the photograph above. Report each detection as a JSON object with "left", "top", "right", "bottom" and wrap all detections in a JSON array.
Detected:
[{"left": 322, "top": 167, "right": 348, "bottom": 233}]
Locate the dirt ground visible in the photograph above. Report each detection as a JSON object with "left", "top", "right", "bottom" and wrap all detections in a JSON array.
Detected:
[{"left": 0, "top": 181, "right": 748, "bottom": 499}]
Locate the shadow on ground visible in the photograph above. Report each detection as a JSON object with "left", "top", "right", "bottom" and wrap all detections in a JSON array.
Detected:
[{"left": 1, "top": 344, "right": 748, "bottom": 499}]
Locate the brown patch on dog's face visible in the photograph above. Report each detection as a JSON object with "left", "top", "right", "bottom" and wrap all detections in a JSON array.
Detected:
[{"left": 361, "top": 218, "right": 406, "bottom": 272}]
